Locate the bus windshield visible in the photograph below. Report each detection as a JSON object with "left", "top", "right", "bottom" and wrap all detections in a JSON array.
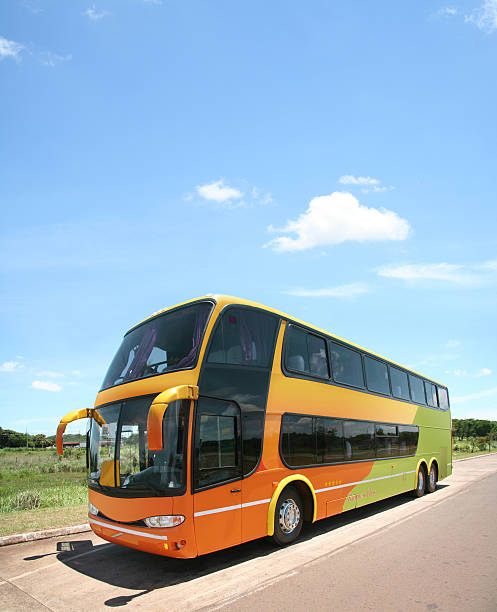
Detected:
[
  {"left": 89, "top": 397, "right": 188, "bottom": 495},
  {"left": 101, "top": 301, "right": 213, "bottom": 390}
]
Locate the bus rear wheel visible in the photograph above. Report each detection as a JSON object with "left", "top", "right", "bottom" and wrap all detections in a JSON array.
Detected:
[
  {"left": 426, "top": 463, "right": 437, "bottom": 493},
  {"left": 272, "top": 486, "right": 304, "bottom": 546},
  {"left": 412, "top": 465, "right": 426, "bottom": 498}
]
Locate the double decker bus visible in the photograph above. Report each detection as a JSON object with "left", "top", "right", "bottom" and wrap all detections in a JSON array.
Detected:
[{"left": 57, "top": 295, "right": 451, "bottom": 558}]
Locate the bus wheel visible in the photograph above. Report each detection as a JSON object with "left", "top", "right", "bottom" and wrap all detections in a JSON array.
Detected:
[
  {"left": 412, "top": 465, "right": 426, "bottom": 498},
  {"left": 426, "top": 463, "right": 437, "bottom": 493},
  {"left": 272, "top": 486, "right": 304, "bottom": 546}
]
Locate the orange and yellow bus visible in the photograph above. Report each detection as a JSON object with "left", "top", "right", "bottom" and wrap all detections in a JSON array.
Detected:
[{"left": 57, "top": 295, "right": 452, "bottom": 558}]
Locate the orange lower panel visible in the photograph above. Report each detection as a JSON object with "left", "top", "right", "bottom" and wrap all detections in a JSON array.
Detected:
[{"left": 89, "top": 515, "right": 198, "bottom": 558}]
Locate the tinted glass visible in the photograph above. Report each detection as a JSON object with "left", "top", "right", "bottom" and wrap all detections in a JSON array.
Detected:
[
  {"left": 281, "top": 415, "right": 315, "bottom": 466},
  {"left": 375, "top": 423, "right": 399, "bottom": 457},
  {"left": 425, "top": 382, "right": 438, "bottom": 408},
  {"left": 309, "top": 335, "right": 329, "bottom": 379},
  {"left": 343, "top": 420, "right": 374, "bottom": 459},
  {"left": 398, "top": 425, "right": 419, "bottom": 455},
  {"left": 194, "top": 398, "right": 241, "bottom": 488},
  {"left": 102, "top": 302, "right": 212, "bottom": 389},
  {"left": 390, "top": 367, "right": 410, "bottom": 400},
  {"left": 316, "top": 418, "right": 344, "bottom": 463},
  {"left": 409, "top": 375, "right": 426, "bottom": 404},
  {"left": 330, "top": 343, "right": 364, "bottom": 388},
  {"left": 285, "top": 326, "right": 309, "bottom": 373},
  {"left": 438, "top": 387, "right": 449, "bottom": 411},
  {"left": 207, "top": 308, "right": 278, "bottom": 367},
  {"left": 364, "top": 357, "right": 390, "bottom": 394}
]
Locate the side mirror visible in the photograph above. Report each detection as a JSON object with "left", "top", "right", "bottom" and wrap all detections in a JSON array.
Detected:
[{"left": 147, "top": 385, "right": 199, "bottom": 451}]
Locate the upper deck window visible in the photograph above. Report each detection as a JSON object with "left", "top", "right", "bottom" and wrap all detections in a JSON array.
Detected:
[
  {"left": 409, "top": 375, "right": 426, "bottom": 404},
  {"left": 330, "top": 342, "right": 365, "bottom": 388},
  {"left": 207, "top": 307, "right": 278, "bottom": 368},
  {"left": 101, "top": 302, "right": 213, "bottom": 390},
  {"left": 364, "top": 356, "right": 390, "bottom": 395},
  {"left": 425, "top": 381, "right": 439, "bottom": 408},
  {"left": 390, "top": 367, "right": 410, "bottom": 400},
  {"left": 284, "top": 326, "right": 329, "bottom": 379},
  {"left": 438, "top": 386, "right": 449, "bottom": 411}
]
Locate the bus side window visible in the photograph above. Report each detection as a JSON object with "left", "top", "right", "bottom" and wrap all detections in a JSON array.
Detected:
[
  {"left": 194, "top": 398, "right": 242, "bottom": 489},
  {"left": 438, "top": 386, "right": 449, "bottom": 410},
  {"left": 330, "top": 343, "right": 365, "bottom": 388}
]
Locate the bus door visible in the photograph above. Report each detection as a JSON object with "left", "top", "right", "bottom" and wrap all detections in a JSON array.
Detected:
[{"left": 193, "top": 397, "right": 243, "bottom": 555}]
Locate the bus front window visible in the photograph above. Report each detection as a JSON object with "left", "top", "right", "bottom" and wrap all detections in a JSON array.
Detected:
[{"left": 89, "top": 397, "right": 188, "bottom": 495}]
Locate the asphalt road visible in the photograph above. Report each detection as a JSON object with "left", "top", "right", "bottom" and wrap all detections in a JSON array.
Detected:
[{"left": 1, "top": 454, "right": 496, "bottom": 611}]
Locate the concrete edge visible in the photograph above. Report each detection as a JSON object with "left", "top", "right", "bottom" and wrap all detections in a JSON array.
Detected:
[
  {"left": 0, "top": 523, "right": 91, "bottom": 547},
  {"left": 454, "top": 451, "right": 497, "bottom": 463}
]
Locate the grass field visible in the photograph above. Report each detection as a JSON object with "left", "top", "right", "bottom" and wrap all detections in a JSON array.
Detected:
[{"left": 0, "top": 447, "right": 88, "bottom": 536}]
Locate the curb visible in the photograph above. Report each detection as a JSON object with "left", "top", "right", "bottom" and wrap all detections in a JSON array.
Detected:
[
  {"left": 0, "top": 523, "right": 91, "bottom": 547},
  {"left": 453, "top": 451, "right": 497, "bottom": 463}
]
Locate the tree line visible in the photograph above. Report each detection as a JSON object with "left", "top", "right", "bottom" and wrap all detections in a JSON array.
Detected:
[
  {"left": 0, "top": 427, "right": 85, "bottom": 449},
  {"left": 452, "top": 418, "right": 497, "bottom": 439}
]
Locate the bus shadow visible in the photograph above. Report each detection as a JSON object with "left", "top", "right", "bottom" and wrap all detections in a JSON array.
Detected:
[{"left": 57, "top": 486, "right": 447, "bottom": 606}]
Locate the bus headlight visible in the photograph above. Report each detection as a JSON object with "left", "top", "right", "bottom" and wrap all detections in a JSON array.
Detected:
[
  {"left": 144, "top": 515, "right": 185, "bottom": 528},
  {"left": 88, "top": 502, "right": 98, "bottom": 516}
]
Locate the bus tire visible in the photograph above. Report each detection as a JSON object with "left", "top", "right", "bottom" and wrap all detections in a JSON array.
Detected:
[
  {"left": 272, "top": 486, "right": 304, "bottom": 546},
  {"left": 426, "top": 462, "right": 437, "bottom": 493},
  {"left": 412, "top": 465, "right": 426, "bottom": 498}
]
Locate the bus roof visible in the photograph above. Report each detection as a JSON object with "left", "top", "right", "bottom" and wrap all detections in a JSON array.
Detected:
[{"left": 134, "top": 294, "right": 446, "bottom": 388}]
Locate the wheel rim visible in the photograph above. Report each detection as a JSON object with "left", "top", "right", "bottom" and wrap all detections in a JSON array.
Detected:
[
  {"left": 279, "top": 498, "right": 301, "bottom": 534},
  {"left": 418, "top": 470, "right": 424, "bottom": 492},
  {"left": 430, "top": 467, "right": 436, "bottom": 488}
]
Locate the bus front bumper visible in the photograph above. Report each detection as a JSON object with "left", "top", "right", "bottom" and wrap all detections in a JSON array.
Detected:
[{"left": 88, "top": 514, "right": 197, "bottom": 558}]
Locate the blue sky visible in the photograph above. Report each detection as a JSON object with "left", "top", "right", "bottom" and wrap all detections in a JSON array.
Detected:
[{"left": 1, "top": 0, "right": 496, "bottom": 436}]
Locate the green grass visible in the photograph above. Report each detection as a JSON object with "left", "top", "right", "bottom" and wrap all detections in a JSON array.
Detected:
[
  {"left": 453, "top": 448, "right": 497, "bottom": 460},
  {"left": 0, "top": 448, "right": 88, "bottom": 533}
]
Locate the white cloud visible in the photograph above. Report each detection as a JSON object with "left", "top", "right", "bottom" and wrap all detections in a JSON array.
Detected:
[
  {"left": 284, "top": 283, "right": 368, "bottom": 298},
  {"left": 251, "top": 186, "right": 274, "bottom": 206},
  {"left": 0, "top": 361, "right": 24, "bottom": 372},
  {"left": 445, "top": 339, "right": 461, "bottom": 349},
  {"left": 378, "top": 259, "right": 497, "bottom": 284},
  {"left": 435, "top": 7, "right": 458, "bottom": 17},
  {"left": 445, "top": 368, "right": 492, "bottom": 378},
  {"left": 196, "top": 180, "right": 243, "bottom": 204},
  {"left": 36, "top": 370, "right": 64, "bottom": 378},
  {"left": 339, "top": 175, "right": 381, "bottom": 186},
  {"left": 0, "top": 36, "right": 24, "bottom": 61},
  {"left": 82, "top": 6, "right": 110, "bottom": 21},
  {"left": 477, "top": 368, "right": 492, "bottom": 377},
  {"left": 32, "top": 380, "right": 63, "bottom": 392},
  {"left": 266, "top": 192, "right": 410, "bottom": 252},
  {"left": 39, "top": 52, "right": 72, "bottom": 67},
  {"left": 465, "top": 0, "right": 497, "bottom": 32},
  {"left": 451, "top": 386, "right": 497, "bottom": 404}
]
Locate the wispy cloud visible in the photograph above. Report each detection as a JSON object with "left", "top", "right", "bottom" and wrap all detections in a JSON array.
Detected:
[
  {"left": 82, "top": 5, "right": 110, "bottom": 21},
  {"left": 338, "top": 175, "right": 394, "bottom": 194},
  {"left": 445, "top": 367, "right": 492, "bottom": 377},
  {"left": 284, "top": 283, "right": 368, "bottom": 298},
  {"left": 432, "top": 7, "right": 458, "bottom": 19},
  {"left": 465, "top": 0, "right": 497, "bottom": 32},
  {"left": 266, "top": 192, "right": 410, "bottom": 252},
  {"left": 377, "top": 259, "right": 497, "bottom": 285},
  {"left": 451, "top": 386, "right": 497, "bottom": 404},
  {"left": 0, "top": 361, "right": 25, "bottom": 372},
  {"left": 445, "top": 339, "right": 461, "bottom": 349},
  {"left": 0, "top": 35, "right": 24, "bottom": 62},
  {"left": 39, "top": 52, "right": 72, "bottom": 67},
  {"left": 32, "top": 380, "right": 63, "bottom": 392},
  {"left": 36, "top": 370, "right": 64, "bottom": 378},
  {"left": 196, "top": 180, "right": 243, "bottom": 204}
]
